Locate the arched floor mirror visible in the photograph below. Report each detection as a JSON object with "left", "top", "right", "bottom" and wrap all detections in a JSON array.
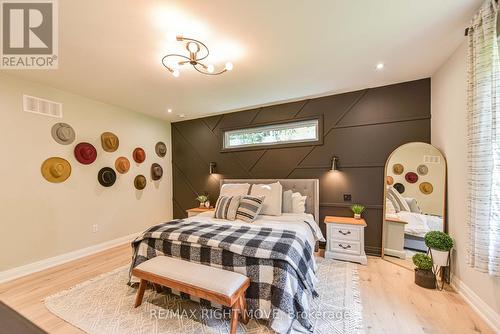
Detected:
[{"left": 382, "top": 142, "right": 447, "bottom": 269}]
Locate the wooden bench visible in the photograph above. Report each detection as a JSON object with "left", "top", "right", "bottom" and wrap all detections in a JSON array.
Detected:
[{"left": 132, "top": 256, "right": 250, "bottom": 334}]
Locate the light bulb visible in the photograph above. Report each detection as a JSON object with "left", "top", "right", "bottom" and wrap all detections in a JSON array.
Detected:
[
  {"left": 225, "top": 62, "right": 233, "bottom": 71},
  {"left": 207, "top": 64, "right": 214, "bottom": 73},
  {"left": 187, "top": 42, "right": 199, "bottom": 53},
  {"left": 167, "top": 108, "right": 172, "bottom": 113},
  {"left": 376, "top": 63, "right": 384, "bottom": 70},
  {"left": 172, "top": 69, "right": 180, "bottom": 77}
]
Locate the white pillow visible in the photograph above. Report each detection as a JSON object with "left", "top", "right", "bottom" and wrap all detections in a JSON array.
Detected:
[
  {"left": 250, "top": 182, "right": 282, "bottom": 216},
  {"left": 388, "top": 187, "right": 411, "bottom": 212},
  {"left": 220, "top": 183, "right": 250, "bottom": 197},
  {"left": 291, "top": 192, "right": 307, "bottom": 213},
  {"left": 385, "top": 198, "right": 397, "bottom": 214},
  {"left": 282, "top": 190, "right": 293, "bottom": 213},
  {"left": 404, "top": 197, "right": 422, "bottom": 214}
]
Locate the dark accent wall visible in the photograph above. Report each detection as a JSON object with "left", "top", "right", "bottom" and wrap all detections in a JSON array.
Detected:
[{"left": 172, "top": 78, "right": 431, "bottom": 255}]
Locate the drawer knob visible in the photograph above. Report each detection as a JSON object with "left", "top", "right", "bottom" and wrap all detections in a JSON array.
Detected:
[
  {"left": 338, "top": 243, "right": 351, "bottom": 249},
  {"left": 338, "top": 230, "right": 351, "bottom": 235}
]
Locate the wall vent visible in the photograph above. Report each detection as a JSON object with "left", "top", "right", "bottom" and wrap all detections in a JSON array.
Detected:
[
  {"left": 23, "top": 95, "right": 63, "bottom": 118},
  {"left": 423, "top": 155, "right": 441, "bottom": 164}
]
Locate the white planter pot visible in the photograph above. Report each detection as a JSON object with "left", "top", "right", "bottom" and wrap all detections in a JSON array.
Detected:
[
  {"left": 354, "top": 213, "right": 361, "bottom": 219},
  {"left": 430, "top": 249, "right": 449, "bottom": 267}
]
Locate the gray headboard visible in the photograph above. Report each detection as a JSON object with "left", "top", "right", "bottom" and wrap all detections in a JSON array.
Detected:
[{"left": 220, "top": 179, "right": 320, "bottom": 225}]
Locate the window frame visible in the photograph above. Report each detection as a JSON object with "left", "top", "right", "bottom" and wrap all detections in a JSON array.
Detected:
[{"left": 220, "top": 115, "right": 323, "bottom": 152}]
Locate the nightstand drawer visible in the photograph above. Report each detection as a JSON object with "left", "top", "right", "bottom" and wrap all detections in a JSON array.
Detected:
[
  {"left": 330, "top": 240, "right": 361, "bottom": 255},
  {"left": 329, "top": 225, "right": 360, "bottom": 241}
]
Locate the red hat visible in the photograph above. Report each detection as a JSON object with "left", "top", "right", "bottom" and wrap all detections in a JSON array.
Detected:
[
  {"left": 74, "top": 142, "right": 97, "bottom": 165},
  {"left": 133, "top": 147, "right": 146, "bottom": 163}
]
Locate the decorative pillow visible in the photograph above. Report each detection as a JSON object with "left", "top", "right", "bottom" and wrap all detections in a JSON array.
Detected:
[
  {"left": 282, "top": 190, "right": 293, "bottom": 213},
  {"left": 386, "top": 198, "right": 397, "bottom": 214},
  {"left": 250, "top": 182, "right": 282, "bottom": 216},
  {"left": 386, "top": 191, "right": 400, "bottom": 212},
  {"left": 214, "top": 195, "right": 241, "bottom": 220},
  {"left": 388, "top": 186, "right": 411, "bottom": 212},
  {"left": 236, "top": 195, "right": 265, "bottom": 223},
  {"left": 220, "top": 183, "right": 250, "bottom": 197},
  {"left": 404, "top": 197, "right": 422, "bottom": 214},
  {"left": 291, "top": 192, "right": 307, "bottom": 213}
]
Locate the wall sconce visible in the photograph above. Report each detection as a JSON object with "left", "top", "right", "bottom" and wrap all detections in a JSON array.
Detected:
[
  {"left": 209, "top": 162, "right": 217, "bottom": 174},
  {"left": 330, "top": 156, "right": 339, "bottom": 171}
]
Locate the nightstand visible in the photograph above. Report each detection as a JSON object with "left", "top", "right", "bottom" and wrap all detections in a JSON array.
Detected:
[
  {"left": 186, "top": 207, "right": 214, "bottom": 217},
  {"left": 324, "top": 216, "right": 367, "bottom": 265}
]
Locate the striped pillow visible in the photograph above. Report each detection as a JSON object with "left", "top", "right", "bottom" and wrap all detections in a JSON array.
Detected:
[
  {"left": 236, "top": 195, "right": 265, "bottom": 223},
  {"left": 214, "top": 196, "right": 241, "bottom": 220}
]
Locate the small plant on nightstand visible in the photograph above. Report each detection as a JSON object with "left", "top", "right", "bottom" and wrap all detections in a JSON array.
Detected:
[
  {"left": 196, "top": 195, "right": 208, "bottom": 208},
  {"left": 350, "top": 204, "right": 365, "bottom": 219},
  {"left": 412, "top": 253, "right": 436, "bottom": 289}
]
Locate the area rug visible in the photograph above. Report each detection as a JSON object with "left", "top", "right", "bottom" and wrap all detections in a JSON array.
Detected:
[{"left": 44, "top": 257, "right": 363, "bottom": 334}]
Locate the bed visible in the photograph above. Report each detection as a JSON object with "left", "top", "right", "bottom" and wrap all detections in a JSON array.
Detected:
[{"left": 129, "top": 179, "right": 324, "bottom": 334}]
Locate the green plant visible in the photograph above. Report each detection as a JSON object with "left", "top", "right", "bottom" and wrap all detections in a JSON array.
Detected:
[
  {"left": 412, "top": 253, "right": 433, "bottom": 270},
  {"left": 196, "top": 195, "right": 208, "bottom": 203},
  {"left": 350, "top": 204, "right": 365, "bottom": 215},
  {"left": 424, "top": 231, "right": 454, "bottom": 251}
]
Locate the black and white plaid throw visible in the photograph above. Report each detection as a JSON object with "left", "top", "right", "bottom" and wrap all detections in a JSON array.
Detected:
[{"left": 130, "top": 219, "right": 319, "bottom": 333}]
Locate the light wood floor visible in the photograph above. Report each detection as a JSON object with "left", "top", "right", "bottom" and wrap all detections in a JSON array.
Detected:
[{"left": 0, "top": 244, "right": 494, "bottom": 334}]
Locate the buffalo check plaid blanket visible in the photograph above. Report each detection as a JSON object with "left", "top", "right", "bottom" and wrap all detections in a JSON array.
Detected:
[{"left": 130, "top": 219, "right": 319, "bottom": 333}]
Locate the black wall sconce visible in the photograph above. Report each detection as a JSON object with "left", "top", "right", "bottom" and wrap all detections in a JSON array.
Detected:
[
  {"left": 330, "top": 156, "right": 339, "bottom": 171},
  {"left": 209, "top": 162, "right": 217, "bottom": 174}
]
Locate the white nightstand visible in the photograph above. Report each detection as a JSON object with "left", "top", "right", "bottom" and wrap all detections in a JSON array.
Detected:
[
  {"left": 324, "top": 216, "right": 368, "bottom": 265},
  {"left": 186, "top": 207, "right": 214, "bottom": 217}
]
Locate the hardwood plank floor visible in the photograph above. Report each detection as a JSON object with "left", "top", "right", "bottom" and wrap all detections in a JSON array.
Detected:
[{"left": 0, "top": 244, "right": 494, "bottom": 334}]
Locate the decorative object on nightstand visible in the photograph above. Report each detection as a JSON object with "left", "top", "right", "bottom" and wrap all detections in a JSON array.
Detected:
[
  {"left": 186, "top": 207, "right": 214, "bottom": 217},
  {"left": 350, "top": 204, "right": 365, "bottom": 219},
  {"left": 324, "top": 216, "right": 367, "bottom": 265},
  {"left": 196, "top": 194, "right": 208, "bottom": 208}
]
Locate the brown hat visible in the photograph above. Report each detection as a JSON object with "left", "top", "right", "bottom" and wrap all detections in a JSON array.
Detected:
[
  {"left": 419, "top": 182, "right": 434, "bottom": 195},
  {"left": 51, "top": 123, "right": 75, "bottom": 145},
  {"left": 151, "top": 163, "right": 163, "bottom": 181},
  {"left": 133, "top": 147, "right": 146, "bottom": 163},
  {"left": 115, "top": 157, "right": 130, "bottom": 174},
  {"left": 134, "top": 175, "right": 146, "bottom": 190},
  {"left": 101, "top": 132, "right": 119, "bottom": 152},
  {"left": 155, "top": 141, "right": 167, "bottom": 157},
  {"left": 392, "top": 163, "right": 404, "bottom": 175},
  {"left": 41, "top": 157, "right": 71, "bottom": 183}
]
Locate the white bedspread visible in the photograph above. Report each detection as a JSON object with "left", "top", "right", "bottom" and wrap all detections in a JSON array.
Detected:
[{"left": 396, "top": 211, "right": 444, "bottom": 237}]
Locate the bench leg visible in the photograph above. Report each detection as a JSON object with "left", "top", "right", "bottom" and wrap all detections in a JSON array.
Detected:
[
  {"left": 230, "top": 307, "right": 240, "bottom": 334},
  {"left": 134, "top": 279, "right": 147, "bottom": 308},
  {"left": 239, "top": 295, "right": 249, "bottom": 324}
]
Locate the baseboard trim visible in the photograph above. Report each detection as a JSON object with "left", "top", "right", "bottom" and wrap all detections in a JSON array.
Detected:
[
  {"left": 0, "top": 232, "right": 139, "bottom": 284},
  {"left": 450, "top": 274, "right": 500, "bottom": 333}
]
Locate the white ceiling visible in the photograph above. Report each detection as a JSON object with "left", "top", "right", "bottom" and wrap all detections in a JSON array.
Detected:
[{"left": 5, "top": 0, "right": 480, "bottom": 121}]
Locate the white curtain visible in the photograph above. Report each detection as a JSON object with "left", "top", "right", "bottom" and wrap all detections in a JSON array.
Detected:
[{"left": 467, "top": 0, "right": 500, "bottom": 276}]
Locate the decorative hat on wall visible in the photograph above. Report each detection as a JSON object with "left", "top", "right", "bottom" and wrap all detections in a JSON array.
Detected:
[
  {"left": 386, "top": 176, "right": 394, "bottom": 185},
  {"left": 74, "top": 142, "right": 97, "bottom": 165},
  {"left": 405, "top": 172, "right": 418, "bottom": 184},
  {"left": 51, "top": 123, "right": 75, "bottom": 145},
  {"left": 419, "top": 182, "right": 434, "bottom": 195},
  {"left": 392, "top": 163, "right": 404, "bottom": 175},
  {"left": 101, "top": 132, "right": 119, "bottom": 152},
  {"left": 41, "top": 157, "right": 71, "bottom": 183},
  {"left": 151, "top": 163, "right": 163, "bottom": 181},
  {"left": 155, "top": 142, "right": 167, "bottom": 158},
  {"left": 133, "top": 148, "right": 146, "bottom": 163},
  {"left": 417, "top": 164, "right": 429, "bottom": 175},
  {"left": 98, "top": 167, "right": 116, "bottom": 187},
  {"left": 134, "top": 175, "right": 147, "bottom": 190},
  {"left": 115, "top": 157, "right": 130, "bottom": 174},
  {"left": 393, "top": 183, "right": 405, "bottom": 194}
]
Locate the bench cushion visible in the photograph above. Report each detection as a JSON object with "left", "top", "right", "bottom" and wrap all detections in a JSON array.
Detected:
[{"left": 134, "top": 256, "right": 248, "bottom": 298}]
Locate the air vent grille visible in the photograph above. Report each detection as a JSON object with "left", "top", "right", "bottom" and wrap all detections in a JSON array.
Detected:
[
  {"left": 23, "top": 95, "right": 62, "bottom": 118},
  {"left": 423, "top": 155, "right": 441, "bottom": 164}
]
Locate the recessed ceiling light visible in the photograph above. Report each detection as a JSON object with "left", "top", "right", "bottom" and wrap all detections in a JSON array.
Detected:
[
  {"left": 167, "top": 108, "right": 172, "bottom": 113},
  {"left": 376, "top": 63, "right": 385, "bottom": 70},
  {"left": 179, "top": 114, "right": 185, "bottom": 118}
]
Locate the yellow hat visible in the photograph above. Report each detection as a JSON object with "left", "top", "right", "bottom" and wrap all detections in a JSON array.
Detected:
[
  {"left": 101, "top": 132, "right": 119, "bottom": 152},
  {"left": 41, "top": 157, "right": 71, "bottom": 183}
]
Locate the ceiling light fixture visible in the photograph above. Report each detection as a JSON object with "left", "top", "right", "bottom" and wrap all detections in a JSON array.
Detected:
[
  {"left": 167, "top": 108, "right": 172, "bottom": 113},
  {"left": 162, "top": 35, "right": 233, "bottom": 77},
  {"left": 376, "top": 63, "right": 385, "bottom": 70}
]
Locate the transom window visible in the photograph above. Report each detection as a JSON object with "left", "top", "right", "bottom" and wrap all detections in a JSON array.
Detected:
[{"left": 222, "top": 118, "right": 321, "bottom": 150}]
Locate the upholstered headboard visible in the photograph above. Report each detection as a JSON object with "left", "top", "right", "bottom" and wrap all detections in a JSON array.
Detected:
[{"left": 220, "top": 179, "right": 320, "bottom": 224}]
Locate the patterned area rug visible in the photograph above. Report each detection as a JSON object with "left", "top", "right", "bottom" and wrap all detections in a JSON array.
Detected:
[{"left": 45, "top": 257, "right": 363, "bottom": 334}]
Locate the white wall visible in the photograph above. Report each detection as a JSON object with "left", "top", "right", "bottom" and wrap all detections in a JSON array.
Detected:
[
  {"left": 432, "top": 41, "right": 500, "bottom": 330},
  {"left": 0, "top": 73, "right": 172, "bottom": 271}
]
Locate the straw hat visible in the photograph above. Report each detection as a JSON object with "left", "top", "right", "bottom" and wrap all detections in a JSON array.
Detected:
[
  {"left": 133, "top": 147, "right": 146, "bottom": 163},
  {"left": 51, "top": 123, "right": 75, "bottom": 145},
  {"left": 101, "top": 132, "right": 119, "bottom": 152},
  {"left": 134, "top": 175, "right": 146, "bottom": 190},
  {"left": 98, "top": 167, "right": 116, "bottom": 187},
  {"left": 155, "top": 142, "right": 167, "bottom": 157},
  {"left": 41, "top": 157, "right": 71, "bottom": 183},
  {"left": 392, "top": 163, "right": 404, "bottom": 175},
  {"left": 419, "top": 182, "right": 434, "bottom": 195},
  {"left": 115, "top": 157, "right": 130, "bottom": 174},
  {"left": 151, "top": 163, "right": 163, "bottom": 181},
  {"left": 74, "top": 142, "right": 97, "bottom": 165}
]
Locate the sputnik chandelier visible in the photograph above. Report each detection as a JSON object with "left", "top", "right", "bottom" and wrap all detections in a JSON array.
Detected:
[{"left": 161, "top": 35, "right": 233, "bottom": 77}]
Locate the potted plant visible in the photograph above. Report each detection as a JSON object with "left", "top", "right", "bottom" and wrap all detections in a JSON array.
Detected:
[
  {"left": 424, "top": 231, "right": 453, "bottom": 267},
  {"left": 196, "top": 195, "right": 208, "bottom": 208},
  {"left": 412, "top": 253, "right": 436, "bottom": 289},
  {"left": 350, "top": 204, "right": 365, "bottom": 219}
]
